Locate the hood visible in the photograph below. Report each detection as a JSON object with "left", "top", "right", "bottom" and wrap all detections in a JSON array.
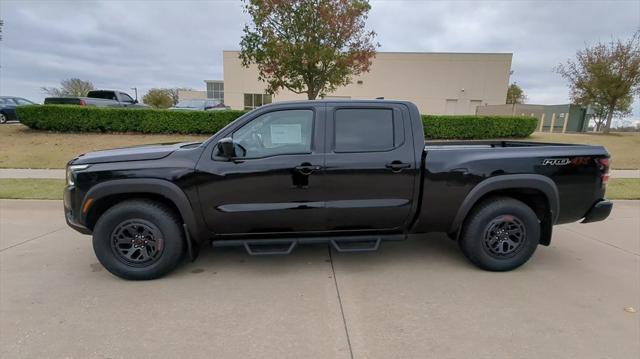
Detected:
[{"left": 72, "top": 142, "right": 200, "bottom": 165}]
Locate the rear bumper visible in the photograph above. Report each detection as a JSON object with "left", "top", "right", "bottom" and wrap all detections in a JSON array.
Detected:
[{"left": 581, "top": 200, "right": 613, "bottom": 224}]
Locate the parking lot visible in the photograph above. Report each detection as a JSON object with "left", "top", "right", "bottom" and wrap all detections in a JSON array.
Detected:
[{"left": 1, "top": 199, "right": 638, "bottom": 358}]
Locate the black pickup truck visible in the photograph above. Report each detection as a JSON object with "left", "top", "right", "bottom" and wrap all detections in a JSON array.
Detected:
[
  {"left": 63, "top": 100, "right": 612, "bottom": 280},
  {"left": 45, "top": 90, "right": 145, "bottom": 108}
]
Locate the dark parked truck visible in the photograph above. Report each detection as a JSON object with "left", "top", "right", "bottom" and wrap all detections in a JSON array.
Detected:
[
  {"left": 63, "top": 100, "right": 613, "bottom": 280},
  {"left": 44, "top": 90, "right": 145, "bottom": 108}
]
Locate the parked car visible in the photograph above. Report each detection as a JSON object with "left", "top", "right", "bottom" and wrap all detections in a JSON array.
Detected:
[
  {"left": 63, "top": 100, "right": 612, "bottom": 280},
  {"left": 170, "top": 99, "right": 229, "bottom": 111},
  {"left": 0, "top": 96, "right": 38, "bottom": 123},
  {"left": 44, "top": 90, "right": 146, "bottom": 108}
]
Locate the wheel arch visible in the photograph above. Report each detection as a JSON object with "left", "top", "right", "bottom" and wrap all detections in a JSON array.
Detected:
[
  {"left": 449, "top": 174, "right": 559, "bottom": 246},
  {"left": 81, "top": 179, "right": 207, "bottom": 244}
]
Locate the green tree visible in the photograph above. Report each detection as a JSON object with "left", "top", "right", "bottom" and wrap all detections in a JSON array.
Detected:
[
  {"left": 506, "top": 82, "right": 526, "bottom": 104},
  {"left": 41, "top": 78, "right": 95, "bottom": 97},
  {"left": 240, "top": 0, "right": 379, "bottom": 100},
  {"left": 142, "top": 88, "right": 173, "bottom": 108},
  {"left": 557, "top": 31, "right": 640, "bottom": 133}
]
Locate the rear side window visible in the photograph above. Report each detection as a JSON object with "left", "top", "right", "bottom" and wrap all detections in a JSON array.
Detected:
[
  {"left": 334, "top": 108, "right": 394, "bottom": 152},
  {"left": 88, "top": 91, "right": 113, "bottom": 100}
]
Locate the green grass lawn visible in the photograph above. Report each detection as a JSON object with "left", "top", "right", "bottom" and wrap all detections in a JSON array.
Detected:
[
  {"left": 1, "top": 178, "right": 637, "bottom": 201},
  {"left": 0, "top": 125, "right": 207, "bottom": 169},
  {"left": 605, "top": 178, "right": 640, "bottom": 200},
  {"left": 0, "top": 179, "right": 65, "bottom": 200},
  {"left": 530, "top": 132, "right": 640, "bottom": 169}
]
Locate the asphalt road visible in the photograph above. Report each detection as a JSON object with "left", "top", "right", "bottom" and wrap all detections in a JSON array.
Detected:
[{"left": 1, "top": 200, "right": 638, "bottom": 359}]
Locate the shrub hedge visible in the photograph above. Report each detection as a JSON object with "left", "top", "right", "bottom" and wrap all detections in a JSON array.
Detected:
[
  {"left": 17, "top": 105, "right": 247, "bottom": 134},
  {"left": 421, "top": 115, "right": 538, "bottom": 139},
  {"left": 17, "top": 105, "right": 538, "bottom": 139}
]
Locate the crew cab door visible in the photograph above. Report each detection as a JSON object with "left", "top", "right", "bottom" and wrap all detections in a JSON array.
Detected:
[
  {"left": 324, "top": 103, "right": 417, "bottom": 231},
  {"left": 196, "top": 104, "right": 326, "bottom": 235}
]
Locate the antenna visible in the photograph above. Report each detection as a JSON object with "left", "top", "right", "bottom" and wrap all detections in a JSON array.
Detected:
[{"left": 375, "top": 97, "right": 384, "bottom": 100}]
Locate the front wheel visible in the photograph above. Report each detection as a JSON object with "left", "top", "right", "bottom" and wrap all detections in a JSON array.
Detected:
[
  {"left": 459, "top": 197, "right": 540, "bottom": 271},
  {"left": 0, "top": 113, "right": 7, "bottom": 124},
  {"left": 92, "top": 200, "right": 185, "bottom": 280}
]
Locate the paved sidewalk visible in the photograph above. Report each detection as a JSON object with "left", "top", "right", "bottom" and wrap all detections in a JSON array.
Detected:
[
  {"left": 1, "top": 168, "right": 639, "bottom": 179},
  {"left": 611, "top": 169, "right": 640, "bottom": 178},
  {"left": 1, "top": 199, "right": 638, "bottom": 358},
  {"left": 0, "top": 168, "right": 65, "bottom": 179}
]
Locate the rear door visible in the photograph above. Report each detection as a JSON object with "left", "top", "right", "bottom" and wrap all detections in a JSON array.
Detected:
[{"left": 324, "top": 102, "right": 418, "bottom": 232}]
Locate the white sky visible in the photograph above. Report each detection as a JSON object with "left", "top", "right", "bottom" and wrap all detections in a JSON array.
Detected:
[{"left": 0, "top": 0, "right": 638, "bottom": 121}]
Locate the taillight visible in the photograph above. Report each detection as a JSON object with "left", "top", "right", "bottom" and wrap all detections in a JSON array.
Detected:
[
  {"left": 79, "top": 99, "right": 86, "bottom": 106},
  {"left": 596, "top": 158, "right": 610, "bottom": 187}
]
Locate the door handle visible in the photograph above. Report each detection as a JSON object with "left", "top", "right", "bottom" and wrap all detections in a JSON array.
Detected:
[
  {"left": 295, "top": 164, "right": 321, "bottom": 175},
  {"left": 385, "top": 161, "right": 411, "bottom": 173}
]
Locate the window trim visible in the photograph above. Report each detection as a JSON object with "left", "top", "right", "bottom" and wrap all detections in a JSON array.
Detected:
[
  {"left": 212, "top": 108, "right": 316, "bottom": 161},
  {"left": 332, "top": 107, "right": 403, "bottom": 154}
]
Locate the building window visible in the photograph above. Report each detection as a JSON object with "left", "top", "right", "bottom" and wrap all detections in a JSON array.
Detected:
[
  {"left": 206, "top": 82, "right": 224, "bottom": 102},
  {"left": 244, "top": 93, "right": 273, "bottom": 110}
]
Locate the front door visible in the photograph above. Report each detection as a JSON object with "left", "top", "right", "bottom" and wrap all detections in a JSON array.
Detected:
[
  {"left": 196, "top": 106, "right": 326, "bottom": 235},
  {"left": 324, "top": 103, "right": 417, "bottom": 232}
]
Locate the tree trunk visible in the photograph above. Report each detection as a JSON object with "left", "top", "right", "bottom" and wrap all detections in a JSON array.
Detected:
[
  {"left": 307, "top": 89, "right": 318, "bottom": 100},
  {"left": 603, "top": 103, "right": 616, "bottom": 134}
]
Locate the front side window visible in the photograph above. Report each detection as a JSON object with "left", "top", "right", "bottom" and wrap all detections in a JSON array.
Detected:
[
  {"left": 120, "top": 93, "right": 135, "bottom": 103},
  {"left": 232, "top": 109, "right": 313, "bottom": 158},
  {"left": 334, "top": 108, "right": 394, "bottom": 152}
]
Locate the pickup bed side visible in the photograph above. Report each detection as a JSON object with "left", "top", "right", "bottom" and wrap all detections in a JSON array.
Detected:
[{"left": 412, "top": 142, "right": 609, "bottom": 242}]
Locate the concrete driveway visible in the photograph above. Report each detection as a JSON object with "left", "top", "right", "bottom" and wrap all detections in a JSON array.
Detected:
[{"left": 1, "top": 200, "right": 638, "bottom": 359}]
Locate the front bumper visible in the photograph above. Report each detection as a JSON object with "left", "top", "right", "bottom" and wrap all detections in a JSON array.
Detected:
[
  {"left": 64, "top": 185, "right": 91, "bottom": 235},
  {"left": 581, "top": 200, "right": 613, "bottom": 223}
]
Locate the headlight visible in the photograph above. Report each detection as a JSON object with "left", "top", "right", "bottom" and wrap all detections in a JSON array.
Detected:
[{"left": 66, "top": 164, "right": 90, "bottom": 186}]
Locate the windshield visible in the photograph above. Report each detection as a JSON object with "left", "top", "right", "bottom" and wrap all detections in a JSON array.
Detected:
[{"left": 175, "top": 100, "right": 207, "bottom": 108}]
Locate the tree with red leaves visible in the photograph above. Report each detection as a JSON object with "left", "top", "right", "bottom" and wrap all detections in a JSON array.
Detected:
[{"left": 240, "top": 0, "right": 379, "bottom": 100}]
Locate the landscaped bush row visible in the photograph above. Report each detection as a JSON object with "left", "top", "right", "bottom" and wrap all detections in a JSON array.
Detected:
[
  {"left": 17, "top": 105, "right": 538, "bottom": 139},
  {"left": 17, "top": 105, "right": 247, "bottom": 134},
  {"left": 422, "top": 115, "right": 538, "bottom": 139}
]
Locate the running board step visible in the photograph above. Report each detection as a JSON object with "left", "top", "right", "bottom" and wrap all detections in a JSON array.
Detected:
[
  {"left": 212, "top": 234, "right": 405, "bottom": 256},
  {"left": 330, "top": 238, "right": 381, "bottom": 252},
  {"left": 243, "top": 241, "right": 296, "bottom": 256}
]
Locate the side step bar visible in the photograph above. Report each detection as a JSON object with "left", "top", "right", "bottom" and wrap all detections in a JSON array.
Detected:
[{"left": 212, "top": 234, "right": 405, "bottom": 256}]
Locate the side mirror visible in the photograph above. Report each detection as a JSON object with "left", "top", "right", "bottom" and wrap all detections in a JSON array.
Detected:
[
  {"left": 216, "top": 137, "right": 246, "bottom": 159},
  {"left": 133, "top": 99, "right": 139, "bottom": 104}
]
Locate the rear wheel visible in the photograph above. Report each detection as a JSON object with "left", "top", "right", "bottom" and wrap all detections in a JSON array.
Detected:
[
  {"left": 0, "top": 113, "right": 7, "bottom": 124},
  {"left": 459, "top": 197, "right": 540, "bottom": 271},
  {"left": 92, "top": 200, "right": 185, "bottom": 280}
]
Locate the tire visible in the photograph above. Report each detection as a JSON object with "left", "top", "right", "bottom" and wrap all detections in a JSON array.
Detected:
[
  {"left": 92, "top": 200, "right": 185, "bottom": 280},
  {"left": 459, "top": 197, "right": 540, "bottom": 271},
  {"left": 0, "top": 113, "right": 7, "bottom": 124}
]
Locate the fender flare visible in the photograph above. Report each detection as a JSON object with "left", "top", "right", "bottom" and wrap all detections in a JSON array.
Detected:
[
  {"left": 81, "top": 179, "right": 206, "bottom": 243},
  {"left": 449, "top": 174, "right": 560, "bottom": 235}
]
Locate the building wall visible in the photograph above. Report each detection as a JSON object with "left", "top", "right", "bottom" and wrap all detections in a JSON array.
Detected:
[
  {"left": 476, "top": 103, "right": 588, "bottom": 133},
  {"left": 177, "top": 90, "right": 207, "bottom": 100},
  {"left": 223, "top": 51, "right": 512, "bottom": 114}
]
